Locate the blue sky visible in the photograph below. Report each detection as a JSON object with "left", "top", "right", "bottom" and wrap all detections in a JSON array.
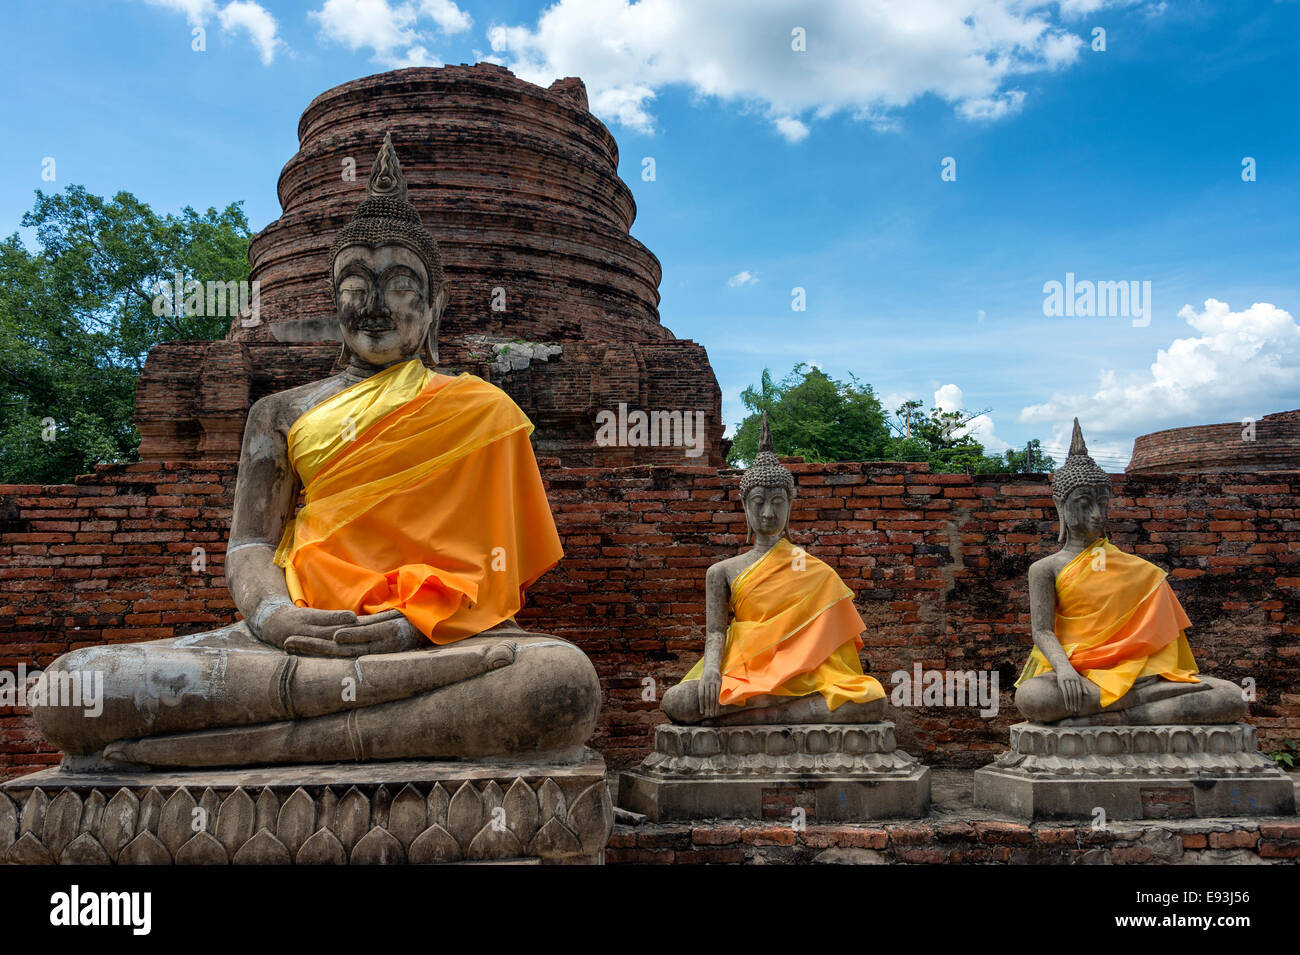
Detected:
[{"left": 3, "top": 0, "right": 1298, "bottom": 468}]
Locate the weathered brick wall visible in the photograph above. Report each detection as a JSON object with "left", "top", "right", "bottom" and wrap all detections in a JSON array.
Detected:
[{"left": 2, "top": 461, "right": 1297, "bottom": 779}]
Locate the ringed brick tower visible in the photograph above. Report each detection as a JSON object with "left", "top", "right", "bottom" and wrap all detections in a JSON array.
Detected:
[
  {"left": 1126, "top": 409, "right": 1300, "bottom": 473},
  {"left": 134, "top": 63, "right": 724, "bottom": 466}
]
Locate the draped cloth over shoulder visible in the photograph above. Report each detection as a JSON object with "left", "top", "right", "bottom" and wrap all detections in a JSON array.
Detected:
[
  {"left": 274, "top": 359, "right": 563, "bottom": 644},
  {"left": 680, "top": 538, "right": 885, "bottom": 710},
  {"left": 1015, "top": 538, "right": 1200, "bottom": 707}
]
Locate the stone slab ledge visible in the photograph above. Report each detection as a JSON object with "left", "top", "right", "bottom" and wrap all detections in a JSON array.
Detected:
[{"left": 606, "top": 817, "right": 1300, "bottom": 865}]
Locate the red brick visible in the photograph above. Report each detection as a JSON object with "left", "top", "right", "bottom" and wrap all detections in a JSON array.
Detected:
[
  {"left": 743, "top": 827, "right": 796, "bottom": 847},
  {"left": 1209, "top": 830, "right": 1259, "bottom": 849},
  {"left": 691, "top": 825, "right": 741, "bottom": 846},
  {"left": 886, "top": 825, "right": 932, "bottom": 846},
  {"left": 1035, "top": 827, "right": 1077, "bottom": 845},
  {"left": 974, "top": 821, "right": 1034, "bottom": 846},
  {"left": 1260, "top": 843, "right": 1300, "bottom": 859},
  {"left": 1259, "top": 823, "right": 1300, "bottom": 839}
]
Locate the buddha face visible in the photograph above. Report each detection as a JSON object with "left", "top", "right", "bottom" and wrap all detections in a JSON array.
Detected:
[
  {"left": 333, "top": 244, "right": 449, "bottom": 366},
  {"left": 1060, "top": 484, "right": 1110, "bottom": 543},
  {"left": 744, "top": 484, "right": 792, "bottom": 541}
]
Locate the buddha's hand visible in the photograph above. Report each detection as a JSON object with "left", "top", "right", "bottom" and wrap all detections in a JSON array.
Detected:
[
  {"left": 699, "top": 665, "right": 723, "bottom": 719},
  {"left": 1055, "top": 665, "right": 1088, "bottom": 715},
  {"left": 282, "top": 608, "right": 427, "bottom": 657},
  {"left": 259, "top": 605, "right": 360, "bottom": 651}
]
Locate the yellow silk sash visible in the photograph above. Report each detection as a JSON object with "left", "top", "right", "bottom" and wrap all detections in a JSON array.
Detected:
[
  {"left": 1015, "top": 538, "right": 1199, "bottom": 706},
  {"left": 274, "top": 359, "right": 563, "bottom": 643},
  {"left": 682, "top": 538, "right": 884, "bottom": 710}
]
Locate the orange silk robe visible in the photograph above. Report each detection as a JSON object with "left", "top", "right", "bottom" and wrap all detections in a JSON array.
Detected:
[
  {"left": 273, "top": 359, "right": 563, "bottom": 644},
  {"left": 681, "top": 537, "right": 885, "bottom": 710},
  {"left": 1015, "top": 538, "right": 1200, "bottom": 707}
]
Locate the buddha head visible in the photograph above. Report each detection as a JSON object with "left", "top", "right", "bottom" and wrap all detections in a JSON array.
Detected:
[
  {"left": 329, "top": 132, "right": 449, "bottom": 369},
  {"left": 739, "top": 412, "right": 796, "bottom": 544},
  {"left": 1050, "top": 418, "right": 1112, "bottom": 544}
]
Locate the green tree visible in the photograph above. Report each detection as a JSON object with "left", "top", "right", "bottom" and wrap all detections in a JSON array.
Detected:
[
  {"left": 0, "top": 185, "right": 251, "bottom": 483},
  {"left": 726, "top": 363, "right": 1059, "bottom": 474},
  {"left": 726, "top": 363, "right": 892, "bottom": 466},
  {"left": 886, "top": 402, "right": 989, "bottom": 473},
  {"left": 996, "top": 438, "right": 1057, "bottom": 474},
  {"left": 887, "top": 403, "right": 1057, "bottom": 474}
]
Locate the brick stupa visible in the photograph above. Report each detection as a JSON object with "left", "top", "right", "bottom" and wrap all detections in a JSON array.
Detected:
[{"left": 134, "top": 64, "right": 724, "bottom": 466}]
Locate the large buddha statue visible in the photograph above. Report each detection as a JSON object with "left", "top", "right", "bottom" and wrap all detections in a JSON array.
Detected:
[
  {"left": 1013, "top": 419, "right": 1245, "bottom": 725},
  {"left": 660, "top": 415, "right": 886, "bottom": 725},
  {"left": 31, "top": 134, "right": 602, "bottom": 769}
]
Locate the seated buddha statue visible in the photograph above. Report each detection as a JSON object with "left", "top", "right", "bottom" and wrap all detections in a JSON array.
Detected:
[
  {"left": 1013, "top": 419, "right": 1246, "bottom": 725},
  {"left": 661, "top": 415, "right": 886, "bottom": 725},
  {"left": 31, "top": 134, "right": 601, "bottom": 769}
]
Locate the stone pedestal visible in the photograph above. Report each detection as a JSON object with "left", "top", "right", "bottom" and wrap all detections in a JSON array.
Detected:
[
  {"left": 618, "top": 723, "right": 929, "bottom": 822},
  {"left": 974, "top": 723, "right": 1296, "bottom": 821},
  {"left": 1, "top": 750, "right": 612, "bottom": 864}
]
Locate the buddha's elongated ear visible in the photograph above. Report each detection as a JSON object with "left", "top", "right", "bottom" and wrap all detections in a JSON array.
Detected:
[
  {"left": 424, "top": 280, "right": 448, "bottom": 367},
  {"left": 1055, "top": 501, "right": 1067, "bottom": 543}
]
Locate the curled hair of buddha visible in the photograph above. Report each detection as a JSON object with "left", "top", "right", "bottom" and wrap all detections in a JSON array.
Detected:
[
  {"left": 740, "top": 412, "right": 795, "bottom": 497},
  {"left": 329, "top": 132, "right": 445, "bottom": 297},
  {"left": 1051, "top": 417, "right": 1111, "bottom": 541}
]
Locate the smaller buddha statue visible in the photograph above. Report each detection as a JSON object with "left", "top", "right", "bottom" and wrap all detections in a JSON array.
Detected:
[
  {"left": 660, "top": 414, "right": 886, "bottom": 725},
  {"left": 1013, "top": 419, "right": 1246, "bottom": 725}
]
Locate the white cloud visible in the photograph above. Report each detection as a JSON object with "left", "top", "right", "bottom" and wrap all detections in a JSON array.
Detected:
[
  {"left": 384, "top": 44, "right": 443, "bottom": 68},
  {"left": 881, "top": 391, "right": 917, "bottom": 415},
  {"left": 933, "top": 383, "right": 964, "bottom": 414},
  {"left": 1057, "top": 0, "right": 1146, "bottom": 18},
  {"left": 218, "top": 1, "right": 281, "bottom": 65},
  {"left": 143, "top": 0, "right": 282, "bottom": 64},
  {"left": 310, "top": 0, "right": 471, "bottom": 67},
  {"left": 935, "top": 383, "right": 1011, "bottom": 452},
  {"left": 1019, "top": 298, "right": 1300, "bottom": 440},
  {"left": 773, "top": 116, "right": 809, "bottom": 143},
  {"left": 727, "top": 270, "right": 759, "bottom": 287},
  {"left": 420, "top": 0, "right": 471, "bottom": 34},
  {"left": 956, "top": 89, "right": 1026, "bottom": 121},
  {"left": 311, "top": 0, "right": 418, "bottom": 57},
  {"left": 144, "top": 0, "right": 216, "bottom": 26},
  {"left": 486, "top": 0, "right": 1092, "bottom": 138}
]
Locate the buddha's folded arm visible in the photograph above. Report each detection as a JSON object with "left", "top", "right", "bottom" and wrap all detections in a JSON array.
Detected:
[{"left": 223, "top": 392, "right": 317, "bottom": 645}]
